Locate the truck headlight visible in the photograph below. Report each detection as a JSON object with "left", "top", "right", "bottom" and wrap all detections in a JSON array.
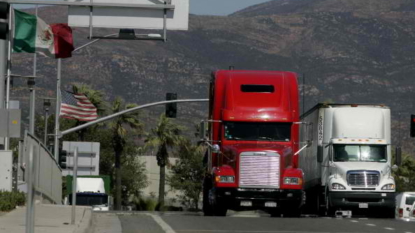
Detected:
[
  {"left": 381, "top": 184, "right": 395, "bottom": 190},
  {"left": 332, "top": 183, "right": 346, "bottom": 190},
  {"left": 215, "top": 175, "right": 235, "bottom": 183},
  {"left": 283, "top": 177, "right": 302, "bottom": 185}
]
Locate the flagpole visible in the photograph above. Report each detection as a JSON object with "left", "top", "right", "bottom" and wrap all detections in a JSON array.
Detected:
[
  {"left": 33, "top": 5, "right": 38, "bottom": 78},
  {"left": 4, "top": 5, "right": 13, "bottom": 150},
  {"left": 54, "top": 58, "right": 61, "bottom": 161}
]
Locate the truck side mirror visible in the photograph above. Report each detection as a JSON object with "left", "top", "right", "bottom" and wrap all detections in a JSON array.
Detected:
[
  {"left": 212, "top": 144, "right": 220, "bottom": 153},
  {"left": 392, "top": 164, "right": 398, "bottom": 172},
  {"left": 317, "top": 146, "right": 323, "bottom": 163},
  {"left": 395, "top": 147, "right": 402, "bottom": 166}
]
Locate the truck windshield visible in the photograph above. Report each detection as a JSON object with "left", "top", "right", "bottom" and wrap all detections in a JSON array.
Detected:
[
  {"left": 224, "top": 122, "right": 291, "bottom": 141},
  {"left": 69, "top": 193, "right": 108, "bottom": 206},
  {"left": 333, "top": 145, "right": 387, "bottom": 162}
]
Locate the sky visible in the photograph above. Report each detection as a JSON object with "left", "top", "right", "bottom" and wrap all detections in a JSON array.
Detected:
[{"left": 15, "top": 0, "right": 272, "bottom": 16}]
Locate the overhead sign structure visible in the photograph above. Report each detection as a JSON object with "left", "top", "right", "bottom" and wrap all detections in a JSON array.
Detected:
[
  {"left": 62, "top": 141, "right": 101, "bottom": 176},
  {"left": 67, "top": 0, "right": 189, "bottom": 30}
]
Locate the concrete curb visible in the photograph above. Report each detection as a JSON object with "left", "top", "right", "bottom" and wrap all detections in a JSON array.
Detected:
[{"left": 74, "top": 207, "right": 93, "bottom": 233}]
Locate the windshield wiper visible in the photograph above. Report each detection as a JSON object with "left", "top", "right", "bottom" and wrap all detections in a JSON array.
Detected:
[{"left": 258, "top": 137, "right": 274, "bottom": 141}]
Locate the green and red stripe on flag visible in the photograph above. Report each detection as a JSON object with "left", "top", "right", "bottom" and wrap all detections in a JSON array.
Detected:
[{"left": 13, "top": 9, "right": 74, "bottom": 59}]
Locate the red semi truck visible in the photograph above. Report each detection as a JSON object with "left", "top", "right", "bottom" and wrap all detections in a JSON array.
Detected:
[{"left": 201, "top": 69, "right": 305, "bottom": 216}]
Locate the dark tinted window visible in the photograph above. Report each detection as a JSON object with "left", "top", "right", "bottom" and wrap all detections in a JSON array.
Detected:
[
  {"left": 241, "top": 85, "right": 274, "bottom": 93},
  {"left": 406, "top": 195, "right": 415, "bottom": 205},
  {"left": 69, "top": 193, "right": 108, "bottom": 206},
  {"left": 224, "top": 122, "right": 291, "bottom": 141}
]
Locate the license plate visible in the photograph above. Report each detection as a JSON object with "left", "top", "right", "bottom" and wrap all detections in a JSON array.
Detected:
[
  {"left": 240, "top": 201, "right": 252, "bottom": 207},
  {"left": 359, "top": 203, "right": 368, "bottom": 208},
  {"left": 265, "top": 202, "right": 277, "bottom": 208}
]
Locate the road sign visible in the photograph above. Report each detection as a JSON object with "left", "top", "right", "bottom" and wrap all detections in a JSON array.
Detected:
[
  {"left": 0, "top": 109, "right": 21, "bottom": 138},
  {"left": 67, "top": 0, "right": 189, "bottom": 30}
]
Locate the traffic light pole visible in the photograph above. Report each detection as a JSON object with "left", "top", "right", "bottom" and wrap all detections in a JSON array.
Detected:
[
  {"left": 60, "top": 99, "right": 209, "bottom": 136},
  {"left": 54, "top": 59, "right": 61, "bottom": 161},
  {"left": 71, "top": 147, "right": 78, "bottom": 225},
  {"left": 0, "top": 39, "right": 6, "bottom": 149}
]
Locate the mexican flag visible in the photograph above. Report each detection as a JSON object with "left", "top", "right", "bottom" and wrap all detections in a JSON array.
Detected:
[{"left": 13, "top": 9, "right": 74, "bottom": 59}]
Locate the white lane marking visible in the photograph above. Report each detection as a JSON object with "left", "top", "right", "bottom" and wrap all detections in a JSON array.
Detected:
[
  {"left": 146, "top": 213, "right": 177, "bottom": 233},
  {"left": 177, "top": 230, "right": 332, "bottom": 233},
  {"left": 384, "top": 227, "right": 395, "bottom": 231},
  {"left": 366, "top": 224, "right": 376, "bottom": 227},
  {"left": 230, "top": 215, "right": 259, "bottom": 218},
  {"left": 350, "top": 220, "right": 359, "bottom": 223},
  {"left": 405, "top": 232, "right": 413, "bottom": 233}
]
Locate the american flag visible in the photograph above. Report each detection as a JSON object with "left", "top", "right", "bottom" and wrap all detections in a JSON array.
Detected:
[{"left": 60, "top": 90, "right": 98, "bottom": 121}]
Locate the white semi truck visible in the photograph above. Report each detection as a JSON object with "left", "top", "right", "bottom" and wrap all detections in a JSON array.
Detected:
[
  {"left": 66, "top": 177, "right": 112, "bottom": 211},
  {"left": 299, "top": 104, "right": 398, "bottom": 217}
]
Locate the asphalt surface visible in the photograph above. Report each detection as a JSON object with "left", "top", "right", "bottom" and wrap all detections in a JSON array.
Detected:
[{"left": 93, "top": 212, "right": 415, "bottom": 233}]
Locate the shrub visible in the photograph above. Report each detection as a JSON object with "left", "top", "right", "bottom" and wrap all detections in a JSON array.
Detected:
[
  {"left": 0, "top": 191, "right": 26, "bottom": 212},
  {"left": 135, "top": 197, "right": 158, "bottom": 211}
]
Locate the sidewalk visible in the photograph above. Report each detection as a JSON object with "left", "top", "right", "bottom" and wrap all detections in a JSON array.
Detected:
[{"left": 0, "top": 204, "right": 92, "bottom": 233}]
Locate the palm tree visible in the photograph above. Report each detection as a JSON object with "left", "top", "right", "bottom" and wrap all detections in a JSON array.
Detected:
[
  {"left": 107, "top": 97, "right": 144, "bottom": 210},
  {"left": 146, "top": 114, "right": 184, "bottom": 209},
  {"left": 72, "top": 83, "right": 106, "bottom": 141}
]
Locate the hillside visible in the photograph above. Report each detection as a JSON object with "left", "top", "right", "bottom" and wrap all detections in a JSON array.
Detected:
[{"left": 10, "top": 0, "right": 415, "bottom": 156}]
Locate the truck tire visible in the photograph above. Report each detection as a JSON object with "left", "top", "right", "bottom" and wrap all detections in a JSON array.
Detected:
[
  {"left": 282, "top": 208, "right": 302, "bottom": 218},
  {"left": 203, "top": 179, "right": 213, "bottom": 216},
  {"left": 270, "top": 209, "right": 282, "bottom": 217},
  {"left": 382, "top": 208, "right": 395, "bottom": 219},
  {"left": 213, "top": 203, "right": 227, "bottom": 216},
  {"left": 325, "top": 193, "right": 335, "bottom": 216}
]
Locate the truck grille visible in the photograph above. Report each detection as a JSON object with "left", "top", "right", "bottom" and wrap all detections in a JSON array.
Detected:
[
  {"left": 347, "top": 171, "right": 379, "bottom": 187},
  {"left": 239, "top": 152, "right": 280, "bottom": 188}
]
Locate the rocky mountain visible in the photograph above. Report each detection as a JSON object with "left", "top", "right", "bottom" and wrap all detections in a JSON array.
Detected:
[{"left": 10, "top": 0, "right": 415, "bottom": 156}]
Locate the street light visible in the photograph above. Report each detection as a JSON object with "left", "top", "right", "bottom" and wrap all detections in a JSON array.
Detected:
[
  {"left": 27, "top": 77, "right": 36, "bottom": 134},
  {"left": 42, "top": 98, "right": 54, "bottom": 145}
]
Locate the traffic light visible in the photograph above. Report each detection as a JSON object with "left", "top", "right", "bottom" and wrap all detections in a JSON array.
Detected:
[
  {"left": 59, "top": 149, "right": 68, "bottom": 169},
  {"left": 411, "top": 115, "right": 415, "bottom": 137},
  {"left": 166, "top": 93, "right": 177, "bottom": 118},
  {"left": 0, "top": 2, "right": 9, "bottom": 40}
]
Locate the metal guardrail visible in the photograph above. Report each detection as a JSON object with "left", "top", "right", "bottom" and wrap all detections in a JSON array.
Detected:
[{"left": 22, "top": 132, "right": 62, "bottom": 204}]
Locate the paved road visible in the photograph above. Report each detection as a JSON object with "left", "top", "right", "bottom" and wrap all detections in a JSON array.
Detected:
[{"left": 92, "top": 212, "right": 415, "bottom": 233}]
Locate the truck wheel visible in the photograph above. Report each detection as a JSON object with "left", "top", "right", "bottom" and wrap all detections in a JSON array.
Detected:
[
  {"left": 203, "top": 180, "right": 213, "bottom": 216},
  {"left": 317, "top": 193, "right": 325, "bottom": 216},
  {"left": 325, "top": 194, "right": 335, "bottom": 216},
  {"left": 382, "top": 208, "right": 395, "bottom": 219},
  {"left": 282, "top": 208, "right": 301, "bottom": 218},
  {"left": 213, "top": 204, "right": 227, "bottom": 216},
  {"left": 203, "top": 190, "right": 213, "bottom": 216},
  {"left": 270, "top": 209, "right": 282, "bottom": 217}
]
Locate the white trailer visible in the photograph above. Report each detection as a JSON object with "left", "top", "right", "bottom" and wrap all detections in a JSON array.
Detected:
[{"left": 299, "top": 104, "right": 397, "bottom": 217}]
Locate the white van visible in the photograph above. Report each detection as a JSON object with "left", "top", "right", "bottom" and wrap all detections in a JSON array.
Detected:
[{"left": 396, "top": 192, "right": 415, "bottom": 220}]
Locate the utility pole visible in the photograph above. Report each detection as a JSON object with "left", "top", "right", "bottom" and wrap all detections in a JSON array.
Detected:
[{"left": 0, "top": 2, "right": 9, "bottom": 149}]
